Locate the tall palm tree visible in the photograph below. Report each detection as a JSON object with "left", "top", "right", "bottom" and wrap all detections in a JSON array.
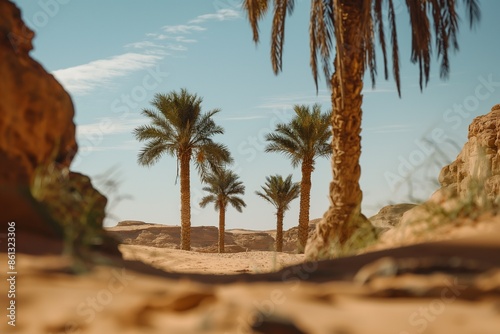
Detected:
[
  {"left": 256, "top": 174, "right": 300, "bottom": 252},
  {"left": 199, "top": 168, "right": 246, "bottom": 253},
  {"left": 243, "top": 0, "right": 480, "bottom": 258},
  {"left": 134, "top": 88, "right": 232, "bottom": 251},
  {"left": 265, "top": 104, "right": 331, "bottom": 251}
]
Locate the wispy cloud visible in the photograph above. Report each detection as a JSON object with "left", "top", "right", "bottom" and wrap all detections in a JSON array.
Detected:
[
  {"left": 165, "top": 44, "right": 188, "bottom": 52},
  {"left": 365, "top": 124, "right": 414, "bottom": 134},
  {"left": 189, "top": 9, "right": 241, "bottom": 24},
  {"left": 79, "top": 143, "right": 139, "bottom": 153},
  {"left": 162, "top": 24, "right": 206, "bottom": 34},
  {"left": 124, "top": 41, "right": 165, "bottom": 49},
  {"left": 149, "top": 34, "right": 197, "bottom": 43},
  {"left": 54, "top": 9, "right": 239, "bottom": 96},
  {"left": 53, "top": 53, "right": 162, "bottom": 95},
  {"left": 77, "top": 118, "right": 145, "bottom": 137}
]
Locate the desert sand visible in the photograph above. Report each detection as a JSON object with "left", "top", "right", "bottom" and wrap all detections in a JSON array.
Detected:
[
  {"left": 119, "top": 245, "right": 305, "bottom": 274},
  {"left": 2, "top": 215, "right": 500, "bottom": 334}
]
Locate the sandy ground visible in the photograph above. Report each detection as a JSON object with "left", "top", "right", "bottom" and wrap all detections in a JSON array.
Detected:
[
  {"left": 119, "top": 245, "right": 305, "bottom": 274},
  {"left": 2, "top": 215, "right": 500, "bottom": 334}
]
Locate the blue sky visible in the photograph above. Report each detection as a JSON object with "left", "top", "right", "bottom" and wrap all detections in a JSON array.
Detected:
[{"left": 13, "top": 0, "right": 500, "bottom": 230}]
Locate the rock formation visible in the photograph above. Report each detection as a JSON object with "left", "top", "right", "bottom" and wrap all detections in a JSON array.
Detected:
[
  {"left": 438, "top": 104, "right": 500, "bottom": 203},
  {"left": 107, "top": 221, "right": 278, "bottom": 253},
  {"left": 0, "top": 0, "right": 114, "bottom": 255},
  {"left": 369, "top": 203, "right": 416, "bottom": 233},
  {"left": 392, "top": 104, "right": 500, "bottom": 239}
]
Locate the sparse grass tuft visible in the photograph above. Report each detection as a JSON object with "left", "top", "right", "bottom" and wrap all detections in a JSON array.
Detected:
[{"left": 30, "top": 163, "right": 123, "bottom": 272}]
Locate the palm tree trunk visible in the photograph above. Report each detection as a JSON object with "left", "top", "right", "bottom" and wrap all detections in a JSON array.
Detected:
[
  {"left": 306, "top": 0, "right": 373, "bottom": 259},
  {"left": 276, "top": 207, "right": 284, "bottom": 252},
  {"left": 298, "top": 161, "right": 313, "bottom": 251},
  {"left": 218, "top": 203, "right": 225, "bottom": 253},
  {"left": 180, "top": 153, "right": 191, "bottom": 251}
]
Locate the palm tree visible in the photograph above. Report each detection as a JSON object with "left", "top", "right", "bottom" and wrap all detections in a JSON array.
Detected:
[
  {"left": 256, "top": 174, "right": 300, "bottom": 252},
  {"left": 265, "top": 104, "right": 331, "bottom": 251},
  {"left": 243, "top": 0, "right": 480, "bottom": 258},
  {"left": 199, "top": 168, "right": 246, "bottom": 253},
  {"left": 134, "top": 88, "right": 232, "bottom": 251}
]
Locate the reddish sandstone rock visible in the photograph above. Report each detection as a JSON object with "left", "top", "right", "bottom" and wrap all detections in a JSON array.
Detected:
[
  {"left": 0, "top": 1, "right": 76, "bottom": 184},
  {"left": 0, "top": 0, "right": 115, "bottom": 256}
]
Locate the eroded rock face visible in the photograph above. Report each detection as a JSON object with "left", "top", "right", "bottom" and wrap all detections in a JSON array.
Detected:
[
  {"left": 0, "top": 1, "right": 77, "bottom": 184},
  {"left": 439, "top": 104, "right": 500, "bottom": 201},
  {"left": 0, "top": 1, "right": 112, "bottom": 253},
  {"left": 396, "top": 105, "right": 500, "bottom": 231},
  {"left": 369, "top": 203, "right": 416, "bottom": 232}
]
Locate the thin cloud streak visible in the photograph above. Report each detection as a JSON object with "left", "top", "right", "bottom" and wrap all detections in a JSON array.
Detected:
[
  {"left": 162, "top": 24, "right": 206, "bottom": 34},
  {"left": 54, "top": 9, "right": 239, "bottom": 96},
  {"left": 77, "top": 118, "right": 145, "bottom": 137},
  {"left": 53, "top": 53, "right": 162, "bottom": 95},
  {"left": 189, "top": 9, "right": 241, "bottom": 24}
]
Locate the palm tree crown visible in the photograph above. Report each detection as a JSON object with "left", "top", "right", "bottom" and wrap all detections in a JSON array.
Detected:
[
  {"left": 266, "top": 103, "right": 331, "bottom": 168},
  {"left": 134, "top": 88, "right": 232, "bottom": 177},
  {"left": 256, "top": 174, "right": 300, "bottom": 212},
  {"left": 200, "top": 168, "right": 246, "bottom": 213},
  {"left": 244, "top": 0, "right": 480, "bottom": 95}
]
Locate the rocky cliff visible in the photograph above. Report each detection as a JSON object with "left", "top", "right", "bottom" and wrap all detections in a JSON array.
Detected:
[
  {"left": 380, "top": 105, "right": 500, "bottom": 246},
  {"left": 0, "top": 0, "right": 113, "bottom": 255},
  {"left": 439, "top": 104, "right": 500, "bottom": 203}
]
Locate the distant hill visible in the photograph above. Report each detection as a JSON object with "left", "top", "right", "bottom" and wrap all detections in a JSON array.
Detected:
[{"left": 106, "top": 219, "right": 319, "bottom": 253}]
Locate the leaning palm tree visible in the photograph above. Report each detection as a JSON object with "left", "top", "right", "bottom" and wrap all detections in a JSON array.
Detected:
[
  {"left": 256, "top": 174, "right": 300, "bottom": 252},
  {"left": 265, "top": 104, "right": 331, "bottom": 251},
  {"left": 134, "top": 88, "right": 232, "bottom": 251},
  {"left": 244, "top": 0, "right": 480, "bottom": 258},
  {"left": 199, "top": 168, "right": 246, "bottom": 253}
]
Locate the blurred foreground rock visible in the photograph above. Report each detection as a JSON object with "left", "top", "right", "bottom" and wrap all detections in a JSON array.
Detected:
[
  {"left": 381, "top": 104, "right": 500, "bottom": 247},
  {"left": 0, "top": 0, "right": 116, "bottom": 255},
  {"left": 439, "top": 104, "right": 500, "bottom": 200}
]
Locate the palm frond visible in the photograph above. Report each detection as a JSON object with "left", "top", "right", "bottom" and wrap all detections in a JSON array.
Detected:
[
  {"left": 199, "top": 194, "right": 217, "bottom": 209},
  {"left": 137, "top": 139, "right": 168, "bottom": 167},
  {"left": 388, "top": 0, "right": 401, "bottom": 96},
  {"left": 310, "top": 0, "right": 334, "bottom": 91},
  {"left": 271, "top": 0, "right": 290, "bottom": 74},
  {"left": 374, "top": 0, "right": 388, "bottom": 80},
  {"left": 243, "top": 0, "right": 271, "bottom": 43},
  {"left": 228, "top": 196, "right": 246, "bottom": 212}
]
